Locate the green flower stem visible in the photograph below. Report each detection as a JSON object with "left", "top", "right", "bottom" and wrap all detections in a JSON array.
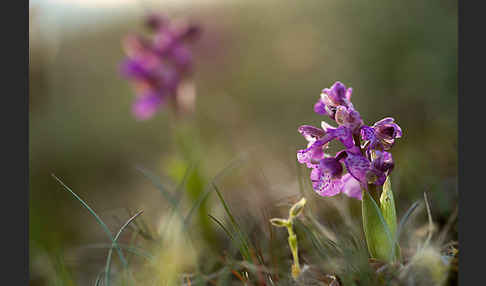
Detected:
[
  {"left": 287, "top": 221, "right": 301, "bottom": 279},
  {"left": 270, "top": 198, "right": 306, "bottom": 280}
]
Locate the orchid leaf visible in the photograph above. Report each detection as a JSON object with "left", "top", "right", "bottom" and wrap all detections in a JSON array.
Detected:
[
  {"left": 379, "top": 176, "right": 401, "bottom": 261},
  {"left": 361, "top": 185, "right": 396, "bottom": 262}
]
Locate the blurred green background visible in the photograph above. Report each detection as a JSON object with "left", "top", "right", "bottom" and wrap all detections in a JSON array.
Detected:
[{"left": 29, "top": 0, "right": 457, "bottom": 284}]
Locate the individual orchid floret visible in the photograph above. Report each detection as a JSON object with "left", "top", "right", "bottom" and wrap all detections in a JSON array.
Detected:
[
  {"left": 343, "top": 148, "right": 394, "bottom": 187},
  {"left": 297, "top": 140, "right": 327, "bottom": 168},
  {"left": 297, "top": 124, "right": 354, "bottom": 167},
  {"left": 371, "top": 150, "right": 394, "bottom": 175},
  {"left": 342, "top": 148, "right": 372, "bottom": 184},
  {"left": 314, "top": 81, "right": 353, "bottom": 118},
  {"left": 361, "top": 117, "right": 402, "bottom": 151},
  {"left": 335, "top": 105, "right": 364, "bottom": 134}
]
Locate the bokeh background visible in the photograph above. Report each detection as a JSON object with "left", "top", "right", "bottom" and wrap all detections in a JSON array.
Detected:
[{"left": 29, "top": 0, "right": 457, "bottom": 285}]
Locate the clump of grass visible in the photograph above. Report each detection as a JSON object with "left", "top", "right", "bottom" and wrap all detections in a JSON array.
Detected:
[{"left": 48, "top": 159, "right": 457, "bottom": 286}]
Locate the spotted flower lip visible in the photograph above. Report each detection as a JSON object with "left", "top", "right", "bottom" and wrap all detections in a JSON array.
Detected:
[
  {"left": 310, "top": 156, "right": 344, "bottom": 197},
  {"left": 310, "top": 154, "right": 365, "bottom": 199},
  {"left": 361, "top": 117, "right": 402, "bottom": 151}
]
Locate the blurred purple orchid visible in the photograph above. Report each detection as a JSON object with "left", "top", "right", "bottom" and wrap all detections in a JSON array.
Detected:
[{"left": 120, "top": 14, "right": 201, "bottom": 120}]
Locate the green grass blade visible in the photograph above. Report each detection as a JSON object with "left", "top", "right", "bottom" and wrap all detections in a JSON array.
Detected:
[
  {"left": 391, "top": 200, "right": 421, "bottom": 260},
  {"left": 51, "top": 174, "right": 128, "bottom": 268},
  {"left": 208, "top": 214, "right": 234, "bottom": 240},
  {"left": 95, "top": 270, "right": 105, "bottom": 286},
  {"left": 82, "top": 243, "right": 154, "bottom": 260},
  {"left": 159, "top": 165, "right": 195, "bottom": 237},
  {"left": 423, "top": 192, "right": 434, "bottom": 247},
  {"left": 184, "top": 155, "right": 246, "bottom": 226},
  {"left": 105, "top": 210, "right": 143, "bottom": 286},
  {"left": 212, "top": 183, "right": 252, "bottom": 262},
  {"left": 135, "top": 166, "right": 178, "bottom": 207}
]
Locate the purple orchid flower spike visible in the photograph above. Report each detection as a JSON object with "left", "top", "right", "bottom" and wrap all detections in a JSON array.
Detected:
[
  {"left": 361, "top": 117, "right": 402, "bottom": 151},
  {"left": 298, "top": 81, "right": 401, "bottom": 200},
  {"left": 298, "top": 81, "right": 403, "bottom": 261}
]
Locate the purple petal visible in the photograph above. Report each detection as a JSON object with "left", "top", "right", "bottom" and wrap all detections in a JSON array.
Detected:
[
  {"left": 327, "top": 126, "right": 355, "bottom": 149},
  {"left": 360, "top": 125, "right": 375, "bottom": 141},
  {"left": 170, "top": 44, "right": 193, "bottom": 68},
  {"left": 297, "top": 140, "right": 326, "bottom": 168},
  {"left": 320, "top": 81, "right": 350, "bottom": 107},
  {"left": 344, "top": 152, "right": 370, "bottom": 183},
  {"left": 132, "top": 92, "right": 164, "bottom": 120},
  {"left": 329, "top": 81, "right": 347, "bottom": 104},
  {"left": 119, "top": 58, "right": 151, "bottom": 80},
  {"left": 320, "top": 157, "right": 343, "bottom": 177},
  {"left": 372, "top": 151, "right": 394, "bottom": 173},
  {"left": 341, "top": 173, "right": 363, "bottom": 200},
  {"left": 314, "top": 100, "right": 328, "bottom": 115},
  {"left": 373, "top": 117, "right": 395, "bottom": 126},
  {"left": 156, "top": 66, "right": 180, "bottom": 91},
  {"left": 298, "top": 125, "right": 325, "bottom": 142},
  {"left": 345, "top": 87, "right": 353, "bottom": 101},
  {"left": 335, "top": 106, "right": 363, "bottom": 133}
]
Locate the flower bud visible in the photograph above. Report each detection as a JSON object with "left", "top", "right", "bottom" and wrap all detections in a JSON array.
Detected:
[
  {"left": 270, "top": 218, "right": 289, "bottom": 227},
  {"left": 289, "top": 197, "right": 307, "bottom": 218}
]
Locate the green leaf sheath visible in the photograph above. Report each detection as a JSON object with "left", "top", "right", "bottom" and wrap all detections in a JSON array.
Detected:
[
  {"left": 379, "top": 176, "right": 401, "bottom": 261},
  {"left": 361, "top": 185, "right": 395, "bottom": 262}
]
